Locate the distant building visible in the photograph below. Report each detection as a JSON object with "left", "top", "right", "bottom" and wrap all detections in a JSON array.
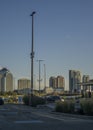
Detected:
[
  {"left": 0, "top": 67, "right": 13, "bottom": 92},
  {"left": 49, "top": 76, "right": 65, "bottom": 90},
  {"left": 49, "top": 77, "right": 56, "bottom": 88},
  {"left": 18, "top": 78, "right": 31, "bottom": 94},
  {"left": 89, "top": 79, "right": 93, "bottom": 91},
  {"left": 44, "top": 87, "right": 54, "bottom": 94},
  {"left": 69, "top": 70, "right": 81, "bottom": 93},
  {"left": 57, "top": 76, "right": 65, "bottom": 89},
  {"left": 82, "top": 75, "right": 90, "bottom": 91}
]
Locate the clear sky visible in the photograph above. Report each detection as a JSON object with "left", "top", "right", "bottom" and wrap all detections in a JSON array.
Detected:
[{"left": 0, "top": 0, "right": 93, "bottom": 90}]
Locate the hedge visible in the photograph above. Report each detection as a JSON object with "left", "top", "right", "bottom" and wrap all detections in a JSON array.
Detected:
[{"left": 23, "top": 95, "right": 46, "bottom": 107}]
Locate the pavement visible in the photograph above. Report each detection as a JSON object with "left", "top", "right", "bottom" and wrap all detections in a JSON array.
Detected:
[{"left": 0, "top": 104, "right": 93, "bottom": 130}]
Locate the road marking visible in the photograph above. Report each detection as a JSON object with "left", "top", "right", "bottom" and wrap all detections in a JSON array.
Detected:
[
  {"left": 0, "top": 109, "right": 8, "bottom": 111},
  {"left": 31, "top": 111, "right": 93, "bottom": 122},
  {"left": 5, "top": 112, "right": 18, "bottom": 114},
  {"left": 15, "top": 120, "right": 43, "bottom": 124},
  {"left": 0, "top": 107, "right": 9, "bottom": 111},
  {"left": 32, "top": 112, "right": 66, "bottom": 121}
]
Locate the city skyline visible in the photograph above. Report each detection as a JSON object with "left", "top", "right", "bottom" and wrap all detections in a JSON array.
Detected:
[
  {"left": 0, "top": 66, "right": 93, "bottom": 91},
  {"left": 0, "top": 0, "right": 93, "bottom": 90}
]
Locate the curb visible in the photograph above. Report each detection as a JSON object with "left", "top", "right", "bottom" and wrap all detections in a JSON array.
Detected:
[{"left": 50, "top": 111, "right": 93, "bottom": 120}]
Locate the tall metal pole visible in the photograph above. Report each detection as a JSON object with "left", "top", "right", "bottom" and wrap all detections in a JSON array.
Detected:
[
  {"left": 37, "top": 60, "right": 43, "bottom": 95},
  {"left": 30, "top": 11, "right": 36, "bottom": 105},
  {"left": 44, "top": 64, "right": 46, "bottom": 89}
]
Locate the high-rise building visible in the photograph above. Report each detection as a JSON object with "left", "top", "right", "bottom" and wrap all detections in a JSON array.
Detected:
[
  {"left": 18, "top": 78, "right": 31, "bottom": 90},
  {"left": 0, "top": 67, "right": 13, "bottom": 92},
  {"left": 49, "top": 76, "right": 65, "bottom": 90},
  {"left": 0, "top": 74, "right": 3, "bottom": 92},
  {"left": 89, "top": 79, "right": 93, "bottom": 91},
  {"left": 69, "top": 70, "right": 81, "bottom": 93},
  {"left": 82, "top": 75, "right": 90, "bottom": 91},
  {"left": 18, "top": 78, "right": 31, "bottom": 94},
  {"left": 57, "top": 76, "right": 65, "bottom": 89},
  {"left": 49, "top": 77, "right": 56, "bottom": 88}
]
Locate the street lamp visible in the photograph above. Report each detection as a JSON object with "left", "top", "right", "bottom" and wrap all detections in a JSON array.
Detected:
[
  {"left": 44, "top": 64, "right": 46, "bottom": 89},
  {"left": 30, "top": 11, "right": 36, "bottom": 105},
  {"left": 37, "top": 60, "right": 44, "bottom": 95}
]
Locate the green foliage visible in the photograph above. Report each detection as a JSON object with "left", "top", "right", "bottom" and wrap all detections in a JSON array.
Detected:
[
  {"left": 56, "top": 98, "right": 93, "bottom": 116},
  {"left": 80, "top": 99, "right": 93, "bottom": 115},
  {"left": 8, "top": 98, "right": 13, "bottom": 103},
  {"left": 55, "top": 101, "right": 74, "bottom": 113},
  {"left": 55, "top": 102, "right": 63, "bottom": 112},
  {"left": 23, "top": 95, "right": 46, "bottom": 107},
  {"left": 23, "top": 95, "right": 29, "bottom": 105},
  {"left": 31, "top": 95, "right": 45, "bottom": 107},
  {"left": 0, "top": 91, "right": 17, "bottom": 96}
]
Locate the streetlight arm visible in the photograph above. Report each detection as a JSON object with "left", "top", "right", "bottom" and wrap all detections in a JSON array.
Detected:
[{"left": 30, "top": 11, "right": 36, "bottom": 16}]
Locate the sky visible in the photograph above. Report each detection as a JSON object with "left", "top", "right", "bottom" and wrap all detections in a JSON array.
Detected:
[{"left": 0, "top": 0, "right": 93, "bottom": 90}]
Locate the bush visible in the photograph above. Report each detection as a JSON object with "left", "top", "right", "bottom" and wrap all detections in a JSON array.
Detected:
[
  {"left": 55, "top": 99, "right": 93, "bottom": 116},
  {"left": 80, "top": 99, "right": 93, "bottom": 115},
  {"left": 23, "top": 95, "right": 46, "bottom": 107},
  {"left": 55, "top": 101, "right": 74, "bottom": 113},
  {"left": 55, "top": 102, "right": 64, "bottom": 112},
  {"left": 23, "top": 95, "right": 29, "bottom": 105},
  {"left": 8, "top": 98, "right": 13, "bottom": 103}
]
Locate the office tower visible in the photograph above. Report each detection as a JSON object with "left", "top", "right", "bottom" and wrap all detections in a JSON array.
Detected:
[
  {"left": 0, "top": 74, "right": 3, "bottom": 92},
  {"left": 82, "top": 75, "right": 90, "bottom": 91},
  {"left": 0, "top": 67, "right": 13, "bottom": 92},
  {"left": 49, "top": 77, "right": 57, "bottom": 88},
  {"left": 57, "top": 76, "right": 65, "bottom": 89},
  {"left": 89, "top": 79, "right": 93, "bottom": 91},
  {"left": 18, "top": 78, "right": 31, "bottom": 90},
  {"left": 49, "top": 76, "right": 65, "bottom": 90},
  {"left": 69, "top": 70, "right": 81, "bottom": 93}
]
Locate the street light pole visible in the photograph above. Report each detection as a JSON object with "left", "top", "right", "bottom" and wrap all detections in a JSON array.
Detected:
[
  {"left": 44, "top": 64, "right": 46, "bottom": 89},
  {"left": 30, "top": 11, "right": 36, "bottom": 105},
  {"left": 37, "top": 60, "right": 43, "bottom": 95}
]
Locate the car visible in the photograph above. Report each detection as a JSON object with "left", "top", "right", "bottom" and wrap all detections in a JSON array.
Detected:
[
  {"left": 46, "top": 96, "right": 55, "bottom": 102},
  {"left": 51, "top": 95, "right": 61, "bottom": 102},
  {"left": 0, "top": 97, "right": 4, "bottom": 105},
  {"left": 46, "top": 95, "right": 61, "bottom": 102}
]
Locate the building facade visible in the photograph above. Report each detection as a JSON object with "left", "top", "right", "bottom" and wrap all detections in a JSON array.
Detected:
[
  {"left": 89, "top": 79, "right": 93, "bottom": 91},
  {"left": 49, "top": 77, "right": 56, "bottom": 88},
  {"left": 57, "top": 76, "right": 65, "bottom": 89},
  {"left": 0, "top": 67, "right": 13, "bottom": 92},
  {"left": 18, "top": 78, "right": 31, "bottom": 94},
  {"left": 69, "top": 70, "right": 81, "bottom": 93},
  {"left": 82, "top": 75, "right": 90, "bottom": 91},
  {"left": 49, "top": 76, "right": 65, "bottom": 90}
]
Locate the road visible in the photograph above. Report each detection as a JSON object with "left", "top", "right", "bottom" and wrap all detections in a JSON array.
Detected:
[{"left": 0, "top": 104, "right": 93, "bottom": 130}]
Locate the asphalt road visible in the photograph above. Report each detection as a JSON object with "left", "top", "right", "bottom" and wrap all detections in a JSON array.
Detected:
[{"left": 0, "top": 104, "right": 93, "bottom": 130}]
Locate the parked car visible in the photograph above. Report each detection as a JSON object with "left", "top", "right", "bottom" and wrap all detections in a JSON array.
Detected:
[
  {"left": 51, "top": 95, "right": 61, "bottom": 102},
  {"left": 46, "top": 96, "right": 55, "bottom": 102},
  {"left": 46, "top": 95, "right": 61, "bottom": 102},
  {"left": 0, "top": 97, "right": 4, "bottom": 105}
]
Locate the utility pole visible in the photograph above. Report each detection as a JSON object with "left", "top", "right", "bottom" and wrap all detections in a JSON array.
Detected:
[
  {"left": 29, "top": 11, "right": 36, "bottom": 105},
  {"left": 44, "top": 64, "right": 46, "bottom": 89},
  {"left": 37, "top": 60, "right": 43, "bottom": 95}
]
